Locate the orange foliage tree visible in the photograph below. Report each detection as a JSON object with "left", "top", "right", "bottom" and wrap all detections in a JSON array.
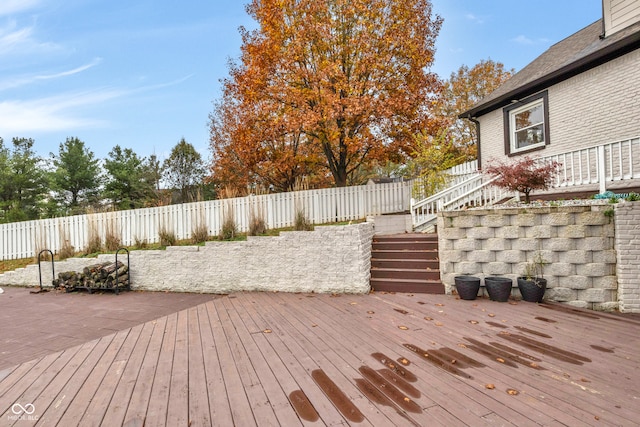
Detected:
[
  {"left": 436, "top": 59, "right": 513, "bottom": 158},
  {"left": 209, "top": 0, "right": 443, "bottom": 189}
]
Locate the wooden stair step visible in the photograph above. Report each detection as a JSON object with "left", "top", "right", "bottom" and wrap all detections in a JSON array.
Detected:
[
  {"left": 371, "top": 249, "right": 439, "bottom": 261},
  {"left": 370, "top": 278, "right": 445, "bottom": 294},
  {"left": 373, "top": 233, "right": 437, "bottom": 242},
  {"left": 372, "top": 241, "right": 438, "bottom": 251},
  {"left": 370, "top": 259, "right": 439, "bottom": 270},
  {"left": 370, "top": 268, "right": 440, "bottom": 281}
]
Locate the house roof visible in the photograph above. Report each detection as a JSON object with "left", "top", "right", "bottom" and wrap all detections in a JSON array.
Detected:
[{"left": 460, "top": 19, "right": 640, "bottom": 119}]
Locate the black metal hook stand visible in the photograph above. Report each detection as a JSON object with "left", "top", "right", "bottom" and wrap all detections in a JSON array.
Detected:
[
  {"left": 115, "top": 247, "right": 130, "bottom": 295},
  {"left": 36, "top": 249, "right": 55, "bottom": 293}
]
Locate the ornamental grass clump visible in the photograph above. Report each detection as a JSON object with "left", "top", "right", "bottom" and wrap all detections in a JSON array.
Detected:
[{"left": 484, "top": 156, "right": 560, "bottom": 203}]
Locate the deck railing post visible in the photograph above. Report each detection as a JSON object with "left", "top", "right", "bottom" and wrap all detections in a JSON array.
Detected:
[{"left": 598, "top": 145, "right": 607, "bottom": 194}]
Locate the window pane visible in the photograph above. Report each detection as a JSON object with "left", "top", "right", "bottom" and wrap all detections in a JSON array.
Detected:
[
  {"left": 515, "top": 124, "right": 544, "bottom": 149},
  {"left": 515, "top": 104, "right": 543, "bottom": 130}
]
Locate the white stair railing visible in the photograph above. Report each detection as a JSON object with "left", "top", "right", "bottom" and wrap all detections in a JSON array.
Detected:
[{"left": 410, "top": 135, "right": 640, "bottom": 230}]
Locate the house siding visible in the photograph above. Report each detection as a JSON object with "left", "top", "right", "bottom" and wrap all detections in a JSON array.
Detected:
[
  {"left": 604, "top": 0, "right": 640, "bottom": 36},
  {"left": 479, "top": 47, "right": 640, "bottom": 167}
]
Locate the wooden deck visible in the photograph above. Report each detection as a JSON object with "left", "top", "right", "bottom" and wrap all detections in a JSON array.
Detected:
[{"left": 1, "top": 291, "right": 639, "bottom": 426}]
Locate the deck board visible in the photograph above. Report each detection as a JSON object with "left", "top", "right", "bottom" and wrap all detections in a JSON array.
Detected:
[{"left": 0, "top": 292, "right": 638, "bottom": 426}]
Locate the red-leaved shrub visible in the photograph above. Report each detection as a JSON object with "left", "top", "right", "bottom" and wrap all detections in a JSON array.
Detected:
[{"left": 484, "top": 156, "right": 560, "bottom": 203}]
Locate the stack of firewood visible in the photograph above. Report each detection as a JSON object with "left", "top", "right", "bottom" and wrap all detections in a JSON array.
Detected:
[{"left": 52, "top": 261, "right": 129, "bottom": 292}]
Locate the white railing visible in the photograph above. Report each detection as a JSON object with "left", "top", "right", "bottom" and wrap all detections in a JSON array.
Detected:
[
  {"left": 542, "top": 136, "right": 640, "bottom": 194},
  {"left": 411, "top": 173, "right": 478, "bottom": 228},
  {"left": 410, "top": 136, "right": 640, "bottom": 229},
  {"left": 0, "top": 180, "right": 412, "bottom": 261},
  {"left": 411, "top": 159, "right": 479, "bottom": 201}
]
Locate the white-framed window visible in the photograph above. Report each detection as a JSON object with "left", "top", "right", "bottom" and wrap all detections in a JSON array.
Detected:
[{"left": 503, "top": 91, "right": 549, "bottom": 155}]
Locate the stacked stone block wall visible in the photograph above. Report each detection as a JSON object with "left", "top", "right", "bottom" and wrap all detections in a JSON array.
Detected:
[
  {"left": 437, "top": 205, "right": 618, "bottom": 311},
  {"left": 614, "top": 201, "right": 640, "bottom": 313},
  {"left": 0, "top": 223, "right": 375, "bottom": 294}
]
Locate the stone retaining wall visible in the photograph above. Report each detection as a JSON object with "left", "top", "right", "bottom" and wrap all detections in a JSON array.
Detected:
[
  {"left": 0, "top": 223, "right": 374, "bottom": 294},
  {"left": 437, "top": 205, "right": 619, "bottom": 311}
]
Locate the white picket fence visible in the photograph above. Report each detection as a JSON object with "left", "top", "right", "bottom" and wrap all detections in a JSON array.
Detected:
[{"left": 0, "top": 180, "right": 412, "bottom": 261}]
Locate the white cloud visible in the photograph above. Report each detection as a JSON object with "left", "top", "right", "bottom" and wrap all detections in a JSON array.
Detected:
[
  {"left": 0, "top": 89, "right": 123, "bottom": 134},
  {"left": 0, "top": 20, "right": 61, "bottom": 56},
  {"left": 465, "top": 13, "right": 485, "bottom": 24},
  {"left": 0, "top": 58, "right": 103, "bottom": 91},
  {"left": 0, "top": 75, "right": 192, "bottom": 135},
  {"left": 512, "top": 35, "right": 552, "bottom": 46},
  {"left": 0, "top": 0, "right": 41, "bottom": 16},
  {"left": 512, "top": 35, "right": 534, "bottom": 45}
]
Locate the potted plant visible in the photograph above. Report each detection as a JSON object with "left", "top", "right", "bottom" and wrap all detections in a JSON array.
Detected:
[
  {"left": 517, "top": 252, "right": 548, "bottom": 303},
  {"left": 484, "top": 276, "right": 513, "bottom": 302},
  {"left": 454, "top": 275, "right": 481, "bottom": 300}
]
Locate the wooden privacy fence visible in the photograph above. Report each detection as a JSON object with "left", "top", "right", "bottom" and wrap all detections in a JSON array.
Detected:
[{"left": 0, "top": 180, "right": 412, "bottom": 261}]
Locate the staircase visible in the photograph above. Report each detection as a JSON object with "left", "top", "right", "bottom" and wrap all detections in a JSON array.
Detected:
[{"left": 370, "top": 233, "right": 445, "bottom": 294}]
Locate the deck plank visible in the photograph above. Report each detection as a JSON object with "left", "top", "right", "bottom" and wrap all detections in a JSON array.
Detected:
[
  {"left": 121, "top": 315, "right": 168, "bottom": 427},
  {"left": 165, "top": 310, "right": 190, "bottom": 427},
  {"left": 143, "top": 312, "right": 178, "bottom": 427},
  {"left": 204, "top": 299, "right": 258, "bottom": 426},
  {"left": 0, "top": 291, "right": 638, "bottom": 426},
  {"left": 55, "top": 328, "right": 132, "bottom": 426},
  {"left": 77, "top": 323, "right": 145, "bottom": 426},
  {"left": 100, "top": 320, "right": 156, "bottom": 426},
  {"left": 196, "top": 302, "right": 234, "bottom": 426},
  {"left": 223, "top": 296, "right": 304, "bottom": 427},
  {"left": 186, "top": 306, "right": 211, "bottom": 427}
]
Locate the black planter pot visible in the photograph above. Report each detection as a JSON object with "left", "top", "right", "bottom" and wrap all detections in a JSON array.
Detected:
[
  {"left": 484, "top": 276, "right": 512, "bottom": 302},
  {"left": 517, "top": 277, "right": 547, "bottom": 303},
  {"left": 454, "top": 276, "right": 481, "bottom": 300}
]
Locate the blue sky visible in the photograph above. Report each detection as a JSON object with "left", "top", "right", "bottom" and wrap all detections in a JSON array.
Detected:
[{"left": 0, "top": 0, "right": 602, "bottom": 163}]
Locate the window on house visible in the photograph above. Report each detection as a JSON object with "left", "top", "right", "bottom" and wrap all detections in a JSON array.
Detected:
[{"left": 504, "top": 91, "right": 549, "bottom": 155}]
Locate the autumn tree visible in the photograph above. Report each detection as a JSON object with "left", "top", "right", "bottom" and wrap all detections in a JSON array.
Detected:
[
  {"left": 162, "top": 138, "right": 206, "bottom": 203},
  {"left": 435, "top": 59, "right": 513, "bottom": 158},
  {"left": 210, "top": 0, "right": 443, "bottom": 188}
]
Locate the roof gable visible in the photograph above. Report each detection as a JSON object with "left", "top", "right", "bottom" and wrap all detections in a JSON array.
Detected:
[{"left": 461, "top": 18, "right": 640, "bottom": 119}]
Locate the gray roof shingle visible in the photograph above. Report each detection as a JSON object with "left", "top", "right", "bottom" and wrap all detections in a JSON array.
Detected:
[{"left": 460, "top": 18, "right": 640, "bottom": 118}]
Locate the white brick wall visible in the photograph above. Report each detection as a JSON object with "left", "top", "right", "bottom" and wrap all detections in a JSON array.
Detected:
[
  {"left": 615, "top": 201, "right": 640, "bottom": 313},
  {"left": 479, "top": 48, "right": 640, "bottom": 166},
  {"left": 0, "top": 223, "right": 375, "bottom": 295}
]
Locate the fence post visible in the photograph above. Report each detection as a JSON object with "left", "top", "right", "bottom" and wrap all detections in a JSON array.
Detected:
[{"left": 598, "top": 145, "right": 606, "bottom": 194}]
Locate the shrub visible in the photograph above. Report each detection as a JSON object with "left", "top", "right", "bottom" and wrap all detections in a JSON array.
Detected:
[
  {"left": 220, "top": 212, "right": 238, "bottom": 240},
  {"left": 158, "top": 227, "right": 177, "bottom": 246},
  {"left": 294, "top": 208, "right": 313, "bottom": 231},
  {"left": 484, "top": 156, "right": 560, "bottom": 203},
  {"left": 58, "top": 240, "right": 75, "bottom": 260},
  {"left": 248, "top": 193, "right": 268, "bottom": 236},
  {"left": 191, "top": 223, "right": 209, "bottom": 244},
  {"left": 85, "top": 220, "right": 102, "bottom": 255},
  {"left": 134, "top": 236, "right": 148, "bottom": 249},
  {"left": 104, "top": 219, "right": 121, "bottom": 251}
]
